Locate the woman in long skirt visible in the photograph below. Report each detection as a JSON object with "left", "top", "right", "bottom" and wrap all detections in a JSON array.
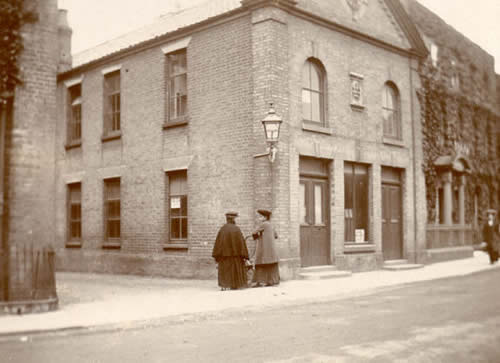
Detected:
[{"left": 251, "top": 209, "right": 280, "bottom": 287}]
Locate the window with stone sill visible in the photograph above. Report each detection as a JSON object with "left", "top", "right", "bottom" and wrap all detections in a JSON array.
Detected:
[
  {"left": 104, "top": 178, "right": 121, "bottom": 245},
  {"left": 103, "top": 70, "right": 121, "bottom": 136},
  {"left": 302, "top": 58, "right": 327, "bottom": 126},
  {"left": 165, "top": 49, "right": 188, "bottom": 125},
  {"left": 382, "top": 82, "right": 401, "bottom": 140},
  {"left": 344, "top": 162, "right": 369, "bottom": 243},
  {"left": 167, "top": 170, "right": 188, "bottom": 244},
  {"left": 67, "top": 182, "right": 82, "bottom": 246},
  {"left": 67, "top": 83, "right": 82, "bottom": 144}
]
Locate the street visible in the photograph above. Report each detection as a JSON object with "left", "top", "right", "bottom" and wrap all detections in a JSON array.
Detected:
[{"left": 3, "top": 269, "right": 500, "bottom": 363}]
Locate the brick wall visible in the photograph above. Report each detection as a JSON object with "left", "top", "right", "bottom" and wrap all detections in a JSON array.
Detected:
[
  {"left": 7, "top": 0, "right": 59, "bottom": 269},
  {"left": 56, "top": 15, "right": 254, "bottom": 278}
]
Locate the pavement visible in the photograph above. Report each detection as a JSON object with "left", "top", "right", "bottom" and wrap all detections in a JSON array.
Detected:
[{"left": 0, "top": 251, "right": 498, "bottom": 337}]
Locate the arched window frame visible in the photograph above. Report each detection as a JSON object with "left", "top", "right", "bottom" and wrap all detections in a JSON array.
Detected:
[
  {"left": 302, "top": 58, "right": 327, "bottom": 126},
  {"left": 382, "top": 82, "right": 401, "bottom": 140}
]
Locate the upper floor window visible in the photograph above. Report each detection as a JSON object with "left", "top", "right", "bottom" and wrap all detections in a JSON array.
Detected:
[
  {"left": 103, "top": 70, "right": 121, "bottom": 135},
  {"left": 165, "top": 49, "right": 187, "bottom": 124},
  {"left": 430, "top": 43, "right": 439, "bottom": 67},
  {"left": 67, "top": 83, "right": 82, "bottom": 144},
  {"left": 382, "top": 82, "right": 401, "bottom": 140},
  {"left": 302, "top": 58, "right": 326, "bottom": 125},
  {"left": 450, "top": 59, "right": 460, "bottom": 90}
]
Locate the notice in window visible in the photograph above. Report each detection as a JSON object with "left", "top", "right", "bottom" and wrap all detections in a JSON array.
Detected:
[
  {"left": 170, "top": 196, "right": 181, "bottom": 209},
  {"left": 355, "top": 229, "right": 365, "bottom": 243}
]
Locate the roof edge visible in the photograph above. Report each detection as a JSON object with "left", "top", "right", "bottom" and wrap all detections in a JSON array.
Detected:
[{"left": 383, "top": 0, "right": 428, "bottom": 59}]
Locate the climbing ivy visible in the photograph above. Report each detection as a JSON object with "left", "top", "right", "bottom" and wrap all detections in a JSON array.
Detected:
[
  {"left": 0, "top": 0, "right": 37, "bottom": 96},
  {"left": 418, "top": 58, "right": 500, "bottom": 227}
]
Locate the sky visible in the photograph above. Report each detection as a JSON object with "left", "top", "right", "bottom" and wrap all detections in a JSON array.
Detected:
[{"left": 58, "top": 0, "right": 500, "bottom": 73}]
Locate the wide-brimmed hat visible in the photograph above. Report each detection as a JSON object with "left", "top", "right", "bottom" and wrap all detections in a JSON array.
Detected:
[
  {"left": 257, "top": 209, "right": 272, "bottom": 218},
  {"left": 225, "top": 211, "right": 238, "bottom": 217}
]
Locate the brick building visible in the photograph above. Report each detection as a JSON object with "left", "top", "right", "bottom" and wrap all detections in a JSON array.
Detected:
[
  {"left": 55, "top": 0, "right": 432, "bottom": 279},
  {"left": 402, "top": 0, "right": 500, "bottom": 263}
]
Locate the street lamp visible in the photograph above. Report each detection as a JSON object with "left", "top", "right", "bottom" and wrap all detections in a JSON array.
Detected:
[{"left": 260, "top": 103, "right": 282, "bottom": 163}]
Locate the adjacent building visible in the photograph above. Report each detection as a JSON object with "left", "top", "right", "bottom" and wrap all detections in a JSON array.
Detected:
[{"left": 403, "top": 0, "right": 500, "bottom": 263}]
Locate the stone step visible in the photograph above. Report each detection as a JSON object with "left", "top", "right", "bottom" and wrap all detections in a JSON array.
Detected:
[
  {"left": 299, "top": 265, "right": 338, "bottom": 273},
  {"left": 298, "top": 270, "right": 352, "bottom": 280},
  {"left": 383, "top": 263, "right": 424, "bottom": 271},
  {"left": 383, "top": 259, "right": 409, "bottom": 266}
]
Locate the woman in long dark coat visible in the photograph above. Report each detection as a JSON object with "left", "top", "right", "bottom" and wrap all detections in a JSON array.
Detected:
[
  {"left": 482, "top": 209, "right": 499, "bottom": 265},
  {"left": 251, "top": 209, "right": 280, "bottom": 287},
  {"left": 212, "top": 211, "right": 249, "bottom": 290}
]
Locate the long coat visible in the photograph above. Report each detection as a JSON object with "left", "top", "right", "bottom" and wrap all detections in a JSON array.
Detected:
[
  {"left": 253, "top": 221, "right": 279, "bottom": 265},
  {"left": 212, "top": 223, "right": 249, "bottom": 289},
  {"left": 483, "top": 221, "right": 500, "bottom": 253}
]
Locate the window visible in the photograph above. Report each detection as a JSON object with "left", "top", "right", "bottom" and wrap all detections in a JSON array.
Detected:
[
  {"left": 103, "top": 70, "right": 121, "bottom": 135},
  {"left": 168, "top": 171, "right": 188, "bottom": 242},
  {"left": 302, "top": 58, "right": 326, "bottom": 125},
  {"left": 450, "top": 59, "right": 460, "bottom": 90},
  {"left": 430, "top": 43, "right": 439, "bottom": 67},
  {"left": 67, "top": 84, "right": 82, "bottom": 144},
  {"left": 344, "top": 162, "right": 369, "bottom": 242},
  {"left": 104, "top": 178, "right": 120, "bottom": 243},
  {"left": 165, "top": 49, "right": 187, "bottom": 124},
  {"left": 382, "top": 82, "right": 401, "bottom": 140},
  {"left": 67, "top": 183, "right": 81, "bottom": 245}
]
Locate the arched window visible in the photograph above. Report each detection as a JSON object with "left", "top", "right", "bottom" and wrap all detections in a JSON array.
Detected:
[
  {"left": 382, "top": 82, "right": 401, "bottom": 140},
  {"left": 302, "top": 59, "right": 326, "bottom": 125}
]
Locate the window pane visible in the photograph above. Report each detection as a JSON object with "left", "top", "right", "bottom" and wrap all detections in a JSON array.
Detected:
[
  {"left": 108, "top": 220, "right": 120, "bottom": 238},
  {"left": 181, "top": 218, "right": 188, "bottom": 239},
  {"left": 314, "top": 184, "right": 323, "bottom": 225},
  {"left": 302, "top": 62, "right": 310, "bottom": 89},
  {"left": 310, "top": 64, "right": 320, "bottom": 91},
  {"left": 171, "top": 218, "right": 180, "bottom": 239},
  {"left": 300, "top": 183, "right": 306, "bottom": 224},
  {"left": 354, "top": 166, "right": 368, "bottom": 235},
  {"left": 302, "top": 90, "right": 311, "bottom": 121},
  {"left": 71, "top": 204, "right": 81, "bottom": 220},
  {"left": 180, "top": 196, "right": 188, "bottom": 216},
  {"left": 311, "top": 92, "right": 321, "bottom": 122}
]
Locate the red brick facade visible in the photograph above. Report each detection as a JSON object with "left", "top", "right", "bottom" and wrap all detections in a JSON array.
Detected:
[{"left": 55, "top": 0, "right": 432, "bottom": 278}]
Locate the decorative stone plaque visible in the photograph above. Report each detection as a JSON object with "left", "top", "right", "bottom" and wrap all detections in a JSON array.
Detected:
[{"left": 349, "top": 72, "right": 365, "bottom": 110}]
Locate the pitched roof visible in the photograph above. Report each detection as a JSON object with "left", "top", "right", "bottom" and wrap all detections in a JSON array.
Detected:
[{"left": 72, "top": 0, "right": 242, "bottom": 68}]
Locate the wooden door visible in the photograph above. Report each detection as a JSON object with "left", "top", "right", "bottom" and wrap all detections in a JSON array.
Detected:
[
  {"left": 300, "top": 178, "right": 330, "bottom": 267},
  {"left": 382, "top": 183, "right": 402, "bottom": 260}
]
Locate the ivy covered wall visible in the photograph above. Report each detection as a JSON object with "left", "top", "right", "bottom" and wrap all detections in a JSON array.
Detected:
[
  {"left": 0, "top": 0, "right": 37, "bottom": 96},
  {"left": 406, "top": 0, "right": 499, "bottom": 228}
]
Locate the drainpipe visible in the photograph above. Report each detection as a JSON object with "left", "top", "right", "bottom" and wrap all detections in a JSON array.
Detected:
[
  {"left": 409, "top": 56, "right": 420, "bottom": 263},
  {"left": 0, "top": 94, "right": 10, "bottom": 301}
]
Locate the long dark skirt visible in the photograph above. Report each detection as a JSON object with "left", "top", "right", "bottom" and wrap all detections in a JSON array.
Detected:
[
  {"left": 252, "top": 263, "right": 280, "bottom": 286},
  {"left": 217, "top": 257, "right": 248, "bottom": 289}
]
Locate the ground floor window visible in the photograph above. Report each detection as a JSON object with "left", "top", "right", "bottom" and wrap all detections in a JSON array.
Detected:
[
  {"left": 344, "top": 162, "right": 369, "bottom": 243},
  {"left": 67, "top": 182, "right": 81, "bottom": 245},
  {"left": 104, "top": 178, "right": 121, "bottom": 244},
  {"left": 167, "top": 170, "right": 188, "bottom": 242}
]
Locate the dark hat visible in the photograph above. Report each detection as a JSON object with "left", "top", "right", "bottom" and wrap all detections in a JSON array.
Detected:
[
  {"left": 257, "top": 209, "right": 272, "bottom": 218},
  {"left": 225, "top": 211, "right": 238, "bottom": 217},
  {"left": 486, "top": 209, "right": 497, "bottom": 215}
]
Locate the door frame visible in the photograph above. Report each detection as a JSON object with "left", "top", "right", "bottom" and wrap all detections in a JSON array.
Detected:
[
  {"left": 381, "top": 168, "right": 403, "bottom": 261},
  {"left": 299, "top": 157, "right": 331, "bottom": 267}
]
